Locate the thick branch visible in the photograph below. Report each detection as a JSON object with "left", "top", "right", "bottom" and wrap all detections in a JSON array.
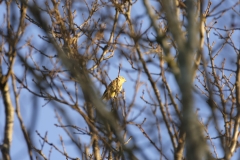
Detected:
[{"left": 0, "top": 83, "right": 14, "bottom": 160}]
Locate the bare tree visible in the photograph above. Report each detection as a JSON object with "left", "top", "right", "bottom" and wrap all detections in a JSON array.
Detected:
[{"left": 0, "top": 0, "right": 239, "bottom": 160}]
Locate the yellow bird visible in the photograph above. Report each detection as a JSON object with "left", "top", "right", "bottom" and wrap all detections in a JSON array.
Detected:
[{"left": 102, "top": 76, "right": 126, "bottom": 100}]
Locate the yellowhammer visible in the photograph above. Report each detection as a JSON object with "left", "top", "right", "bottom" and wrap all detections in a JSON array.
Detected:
[{"left": 102, "top": 76, "right": 126, "bottom": 100}]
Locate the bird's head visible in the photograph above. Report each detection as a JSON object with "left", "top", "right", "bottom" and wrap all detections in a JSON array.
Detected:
[{"left": 118, "top": 76, "right": 126, "bottom": 84}]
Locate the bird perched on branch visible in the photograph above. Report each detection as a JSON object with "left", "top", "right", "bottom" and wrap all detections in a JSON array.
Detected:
[
  {"left": 102, "top": 76, "right": 126, "bottom": 101},
  {"left": 95, "top": 23, "right": 106, "bottom": 41}
]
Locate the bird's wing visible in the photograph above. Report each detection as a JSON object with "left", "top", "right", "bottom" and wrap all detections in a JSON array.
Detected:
[{"left": 102, "top": 79, "right": 116, "bottom": 100}]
